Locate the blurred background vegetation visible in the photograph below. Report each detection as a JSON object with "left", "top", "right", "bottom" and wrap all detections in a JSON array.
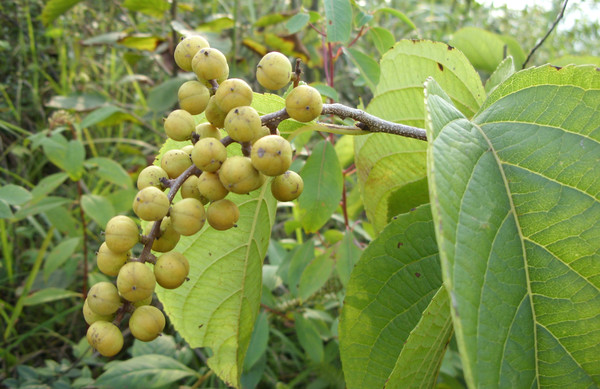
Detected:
[{"left": 0, "top": 0, "right": 598, "bottom": 387}]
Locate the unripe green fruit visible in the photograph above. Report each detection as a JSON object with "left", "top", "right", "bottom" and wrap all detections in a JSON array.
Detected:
[
  {"left": 197, "top": 171, "right": 229, "bottom": 201},
  {"left": 174, "top": 35, "right": 210, "bottom": 72},
  {"left": 87, "top": 320, "right": 124, "bottom": 357},
  {"left": 164, "top": 109, "right": 195, "bottom": 141},
  {"left": 87, "top": 282, "right": 122, "bottom": 316},
  {"left": 161, "top": 149, "right": 192, "bottom": 178},
  {"left": 251, "top": 135, "right": 293, "bottom": 176},
  {"left": 170, "top": 198, "right": 206, "bottom": 236},
  {"left": 147, "top": 217, "right": 180, "bottom": 253},
  {"left": 191, "top": 138, "right": 227, "bottom": 172},
  {"left": 137, "top": 165, "right": 168, "bottom": 190},
  {"left": 256, "top": 52, "right": 292, "bottom": 90},
  {"left": 133, "top": 295, "right": 153, "bottom": 308},
  {"left": 117, "top": 261, "right": 156, "bottom": 303},
  {"left": 83, "top": 298, "right": 115, "bottom": 325},
  {"left": 195, "top": 122, "right": 221, "bottom": 140},
  {"left": 178, "top": 81, "right": 210, "bottom": 115},
  {"left": 205, "top": 96, "right": 227, "bottom": 128},
  {"left": 224, "top": 106, "right": 262, "bottom": 143},
  {"left": 129, "top": 305, "right": 165, "bottom": 342},
  {"left": 218, "top": 156, "right": 262, "bottom": 194},
  {"left": 132, "top": 186, "right": 170, "bottom": 221},
  {"left": 285, "top": 85, "right": 323, "bottom": 122},
  {"left": 180, "top": 174, "right": 199, "bottom": 198},
  {"left": 252, "top": 125, "right": 271, "bottom": 144},
  {"left": 181, "top": 144, "right": 194, "bottom": 158},
  {"left": 192, "top": 48, "right": 229, "bottom": 81},
  {"left": 181, "top": 175, "right": 208, "bottom": 203},
  {"left": 105, "top": 215, "right": 139, "bottom": 253},
  {"left": 97, "top": 242, "right": 129, "bottom": 276},
  {"left": 271, "top": 170, "right": 304, "bottom": 201},
  {"left": 207, "top": 199, "right": 240, "bottom": 231},
  {"left": 214, "top": 78, "right": 253, "bottom": 113},
  {"left": 154, "top": 251, "right": 190, "bottom": 289}
]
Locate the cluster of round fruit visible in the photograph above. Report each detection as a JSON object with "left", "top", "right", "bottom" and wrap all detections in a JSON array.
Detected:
[{"left": 84, "top": 34, "right": 324, "bottom": 357}]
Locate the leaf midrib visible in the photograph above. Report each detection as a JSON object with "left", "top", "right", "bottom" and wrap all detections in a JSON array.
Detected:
[{"left": 471, "top": 121, "right": 541, "bottom": 389}]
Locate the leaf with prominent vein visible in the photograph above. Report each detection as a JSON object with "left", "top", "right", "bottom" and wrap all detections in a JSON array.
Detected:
[
  {"left": 155, "top": 93, "right": 281, "bottom": 388},
  {"left": 450, "top": 27, "right": 526, "bottom": 72},
  {"left": 425, "top": 65, "right": 600, "bottom": 388},
  {"left": 386, "top": 287, "right": 453, "bottom": 388},
  {"left": 155, "top": 186, "right": 277, "bottom": 388},
  {"left": 339, "top": 204, "right": 444, "bottom": 388},
  {"left": 96, "top": 354, "right": 200, "bottom": 388},
  {"left": 298, "top": 140, "right": 343, "bottom": 232},
  {"left": 356, "top": 40, "right": 485, "bottom": 234}
]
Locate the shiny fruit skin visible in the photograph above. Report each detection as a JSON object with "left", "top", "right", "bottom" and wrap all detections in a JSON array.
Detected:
[
  {"left": 164, "top": 109, "right": 195, "bottom": 141},
  {"left": 191, "top": 137, "right": 227, "bottom": 173},
  {"left": 223, "top": 106, "right": 262, "bottom": 143},
  {"left": 214, "top": 78, "right": 253, "bottom": 113},
  {"left": 174, "top": 36, "right": 210, "bottom": 72},
  {"left": 271, "top": 170, "right": 304, "bottom": 201},
  {"left": 170, "top": 198, "right": 206, "bottom": 236},
  {"left": 83, "top": 298, "right": 115, "bottom": 325},
  {"left": 147, "top": 217, "right": 180, "bottom": 253},
  {"left": 161, "top": 149, "right": 192, "bottom": 179},
  {"left": 285, "top": 85, "right": 323, "bottom": 122},
  {"left": 105, "top": 215, "right": 139, "bottom": 253},
  {"left": 154, "top": 251, "right": 190, "bottom": 289},
  {"left": 191, "top": 48, "right": 229, "bottom": 82},
  {"left": 132, "top": 186, "right": 170, "bottom": 222},
  {"left": 117, "top": 261, "right": 156, "bottom": 303},
  {"left": 96, "top": 242, "right": 129, "bottom": 276},
  {"left": 207, "top": 199, "right": 240, "bottom": 231},
  {"left": 195, "top": 122, "right": 221, "bottom": 140},
  {"left": 256, "top": 52, "right": 292, "bottom": 90},
  {"left": 218, "top": 156, "right": 262, "bottom": 194},
  {"left": 250, "top": 135, "right": 293, "bottom": 176},
  {"left": 129, "top": 305, "right": 166, "bottom": 342},
  {"left": 178, "top": 81, "right": 210, "bottom": 115},
  {"left": 197, "top": 171, "right": 229, "bottom": 201},
  {"left": 137, "top": 165, "right": 168, "bottom": 190},
  {"left": 87, "top": 281, "right": 122, "bottom": 316},
  {"left": 205, "top": 96, "right": 227, "bottom": 128},
  {"left": 87, "top": 320, "right": 124, "bottom": 357}
]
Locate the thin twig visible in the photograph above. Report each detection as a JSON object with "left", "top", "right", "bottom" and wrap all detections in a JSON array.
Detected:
[
  {"left": 261, "top": 104, "right": 427, "bottom": 141},
  {"left": 522, "top": 0, "right": 569, "bottom": 68}
]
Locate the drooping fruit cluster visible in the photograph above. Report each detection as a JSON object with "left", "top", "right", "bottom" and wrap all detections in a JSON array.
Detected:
[
  {"left": 84, "top": 36, "right": 321, "bottom": 356},
  {"left": 84, "top": 213, "right": 183, "bottom": 355}
]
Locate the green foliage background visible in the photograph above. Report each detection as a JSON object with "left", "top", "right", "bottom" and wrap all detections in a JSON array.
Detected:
[{"left": 0, "top": 0, "right": 598, "bottom": 388}]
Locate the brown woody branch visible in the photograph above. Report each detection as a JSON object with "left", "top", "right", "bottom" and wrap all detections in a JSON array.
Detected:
[{"left": 261, "top": 103, "right": 427, "bottom": 141}]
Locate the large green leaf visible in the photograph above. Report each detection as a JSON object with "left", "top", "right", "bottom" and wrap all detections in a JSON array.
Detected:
[
  {"left": 123, "top": 0, "right": 170, "bottom": 18},
  {"left": 298, "top": 140, "right": 343, "bottom": 232},
  {"left": 425, "top": 65, "right": 600, "bottom": 388},
  {"left": 41, "top": 134, "right": 85, "bottom": 181},
  {"left": 356, "top": 40, "right": 485, "bottom": 234},
  {"left": 343, "top": 47, "right": 380, "bottom": 93},
  {"left": 96, "top": 354, "right": 199, "bottom": 388},
  {"left": 369, "top": 39, "right": 485, "bottom": 127},
  {"left": 339, "top": 204, "right": 444, "bottom": 388},
  {"left": 324, "top": 0, "right": 352, "bottom": 43},
  {"left": 41, "top": 0, "right": 84, "bottom": 26},
  {"left": 386, "top": 287, "right": 452, "bottom": 388},
  {"left": 156, "top": 185, "right": 276, "bottom": 388},
  {"left": 356, "top": 134, "right": 428, "bottom": 233},
  {"left": 85, "top": 157, "right": 132, "bottom": 189},
  {"left": 450, "top": 27, "right": 526, "bottom": 73},
  {"left": 484, "top": 56, "right": 516, "bottom": 95},
  {"left": 155, "top": 92, "right": 281, "bottom": 388}
]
